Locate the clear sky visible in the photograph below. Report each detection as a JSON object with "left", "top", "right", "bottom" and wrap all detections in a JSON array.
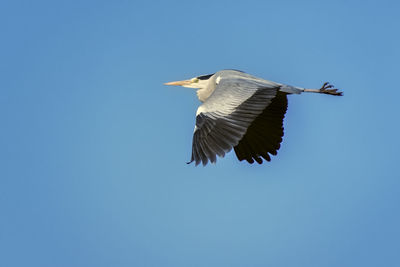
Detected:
[{"left": 1, "top": 0, "right": 400, "bottom": 266}]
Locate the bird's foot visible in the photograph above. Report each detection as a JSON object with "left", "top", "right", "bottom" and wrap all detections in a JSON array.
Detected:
[{"left": 318, "top": 82, "right": 343, "bottom": 96}]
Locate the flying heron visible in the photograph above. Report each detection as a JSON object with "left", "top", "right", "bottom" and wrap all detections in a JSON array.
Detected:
[{"left": 165, "top": 70, "right": 342, "bottom": 166}]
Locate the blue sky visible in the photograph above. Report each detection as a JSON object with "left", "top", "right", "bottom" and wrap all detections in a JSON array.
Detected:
[{"left": 1, "top": 0, "right": 400, "bottom": 266}]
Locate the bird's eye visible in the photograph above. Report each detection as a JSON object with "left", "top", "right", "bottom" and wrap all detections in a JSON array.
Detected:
[{"left": 191, "top": 78, "right": 199, "bottom": 83}]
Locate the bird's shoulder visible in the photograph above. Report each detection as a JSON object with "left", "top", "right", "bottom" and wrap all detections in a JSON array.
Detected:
[
  {"left": 214, "top": 70, "right": 280, "bottom": 88},
  {"left": 200, "top": 70, "right": 280, "bottom": 110}
]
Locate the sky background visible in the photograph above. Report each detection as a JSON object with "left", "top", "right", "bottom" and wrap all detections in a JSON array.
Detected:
[{"left": 1, "top": 0, "right": 400, "bottom": 266}]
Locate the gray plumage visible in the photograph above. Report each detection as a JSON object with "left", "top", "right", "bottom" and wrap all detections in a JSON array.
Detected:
[{"left": 165, "top": 70, "right": 342, "bottom": 166}]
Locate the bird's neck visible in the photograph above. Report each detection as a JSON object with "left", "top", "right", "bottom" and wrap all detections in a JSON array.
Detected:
[
  {"left": 196, "top": 88, "right": 211, "bottom": 102},
  {"left": 196, "top": 79, "right": 215, "bottom": 102}
]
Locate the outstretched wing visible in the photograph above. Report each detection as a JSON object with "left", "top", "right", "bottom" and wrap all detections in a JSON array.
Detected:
[
  {"left": 189, "top": 70, "right": 282, "bottom": 166},
  {"left": 234, "top": 92, "right": 288, "bottom": 164}
]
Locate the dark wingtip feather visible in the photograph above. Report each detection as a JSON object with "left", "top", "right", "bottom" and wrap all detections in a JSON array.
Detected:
[
  {"left": 234, "top": 92, "right": 288, "bottom": 165},
  {"left": 254, "top": 156, "right": 263, "bottom": 164},
  {"left": 261, "top": 152, "right": 271, "bottom": 162}
]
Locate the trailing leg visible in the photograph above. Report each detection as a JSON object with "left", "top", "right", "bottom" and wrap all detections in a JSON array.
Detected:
[{"left": 304, "top": 82, "right": 343, "bottom": 96}]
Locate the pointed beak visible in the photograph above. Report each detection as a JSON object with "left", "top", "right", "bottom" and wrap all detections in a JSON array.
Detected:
[{"left": 164, "top": 79, "right": 192, "bottom": 86}]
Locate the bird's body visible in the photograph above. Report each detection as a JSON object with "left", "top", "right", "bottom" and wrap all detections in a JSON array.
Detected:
[{"left": 165, "top": 70, "right": 342, "bottom": 166}]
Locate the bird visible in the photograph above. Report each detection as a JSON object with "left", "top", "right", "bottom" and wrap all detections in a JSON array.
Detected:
[{"left": 164, "top": 70, "right": 342, "bottom": 166}]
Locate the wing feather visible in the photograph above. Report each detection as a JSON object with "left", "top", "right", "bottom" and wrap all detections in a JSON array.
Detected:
[
  {"left": 233, "top": 92, "right": 288, "bottom": 164},
  {"left": 189, "top": 71, "right": 281, "bottom": 165}
]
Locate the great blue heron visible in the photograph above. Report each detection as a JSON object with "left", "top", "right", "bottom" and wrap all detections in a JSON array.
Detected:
[{"left": 165, "top": 70, "right": 342, "bottom": 166}]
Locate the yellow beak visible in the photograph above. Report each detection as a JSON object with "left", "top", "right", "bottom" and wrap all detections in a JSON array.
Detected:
[{"left": 164, "top": 79, "right": 192, "bottom": 86}]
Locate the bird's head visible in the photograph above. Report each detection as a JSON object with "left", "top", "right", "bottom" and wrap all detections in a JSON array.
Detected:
[{"left": 164, "top": 74, "right": 214, "bottom": 89}]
